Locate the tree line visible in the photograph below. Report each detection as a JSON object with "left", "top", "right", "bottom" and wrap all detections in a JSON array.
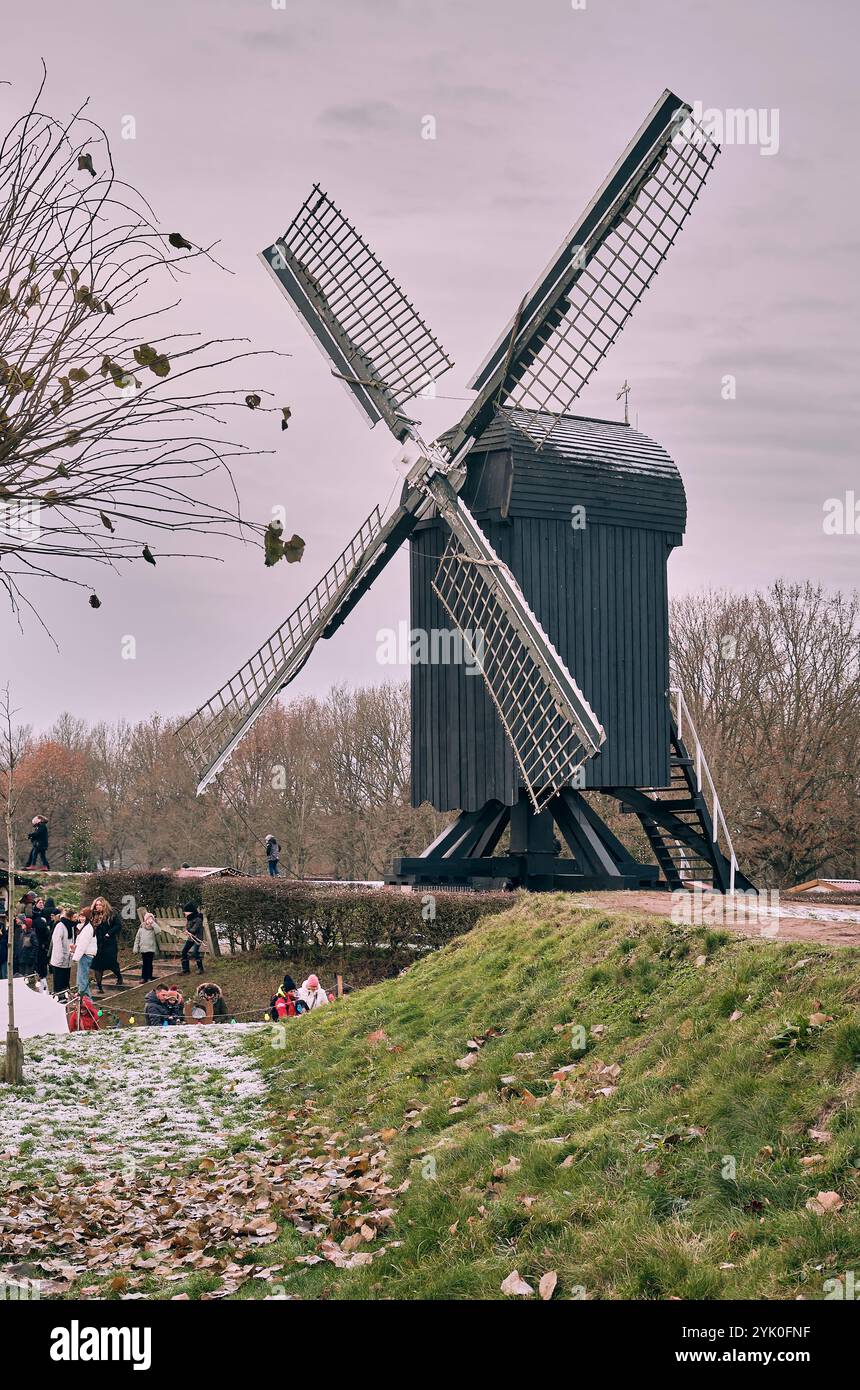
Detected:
[
  {"left": 5, "top": 583, "right": 858, "bottom": 887},
  {"left": 7, "top": 683, "right": 445, "bottom": 881}
]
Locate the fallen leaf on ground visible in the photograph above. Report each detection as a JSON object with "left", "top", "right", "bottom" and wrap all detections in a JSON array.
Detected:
[
  {"left": 500, "top": 1270, "right": 534, "bottom": 1297},
  {"left": 805, "top": 1191, "right": 843, "bottom": 1214},
  {"left": 455, "top": 1053, "right": 477, "bottom": 1071}
]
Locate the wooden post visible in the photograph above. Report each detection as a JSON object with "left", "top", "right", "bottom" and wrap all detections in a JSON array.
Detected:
[
  {"left": 4, "top": 1026, "right": 23, "bottom": 1086},
  {"left": 3, "top": 688, "right": 23, "bottom": 1085},
  {"left": 336, "top": 973, "right": 344, "bottom": 999}
]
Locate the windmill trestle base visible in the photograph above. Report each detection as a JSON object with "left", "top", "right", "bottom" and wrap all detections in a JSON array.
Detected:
[
  {"left": 388, "top": 789, "right": 663, "bottom": 893},
  {"left": 389, "top": 775, "right": 752, "bottom": 894},
  {"left": 389, "top": 857, "right": 661, "bottom": 893}
]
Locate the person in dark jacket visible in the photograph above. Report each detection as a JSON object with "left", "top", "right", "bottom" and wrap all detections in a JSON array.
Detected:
[
  {"left": 0, "top": 914, "right": 8, "bottom": 980},
  {"left": 144, "top": 984, "right": 185, "bottom": 1026},
  {"left": 33, "top": 897, "right": 53, "bottom": 980},
  {"left": 17, "top": 916, "right": 38, "bottom": 975},
  {"left": 24, "top": 816, "right": 49, "bottom": 869},
  {"left": 180, "top": 903, "right": 205, "bottom": 975},
  {"left": 192, "top": 982, "right": 229, "bottom": 1023},
  {"left": 264, "top": 834, "right": 280, "bottom": 877},
  {"left": 90, "top": 896, "right": 124, "bottom": 994}
]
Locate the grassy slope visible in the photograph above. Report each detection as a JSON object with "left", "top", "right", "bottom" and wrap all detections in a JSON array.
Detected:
[{"left": 249, "top": 895, "right": 860, "bottom": 1301}]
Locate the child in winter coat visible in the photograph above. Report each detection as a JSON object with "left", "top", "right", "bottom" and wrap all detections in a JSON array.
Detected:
[
  {"left": 269, "top": 974, "right": 304, "bottom": 1020},
  {"left": 133, "top": 912, "right": 158, "bottom": 984},
  {"left": 144, "top": 985, "right": 184, "bottom": 1026},
  {"left": 297, "top": 974, "right": 330, "bottom": 1010},
  {"left": 71, "top": 909, "right": 98, "bottom": 998}
]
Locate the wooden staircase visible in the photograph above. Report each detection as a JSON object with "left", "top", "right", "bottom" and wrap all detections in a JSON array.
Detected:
[{"left": 622, "top": 688, "right": 754, "bottom": 893}]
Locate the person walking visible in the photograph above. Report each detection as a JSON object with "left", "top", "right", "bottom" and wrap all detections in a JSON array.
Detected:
[
  {"left": 264, "top": 834, "right": 280, "bottom": 877},
  {"left": 49, "top": 907, "right": 76, "bottom": 994},
  {"left": 25, "top": 816, "right": 50, "bottom": 869},
  {"left": 180, "top": 903, "right": 205, "bottom": 975},
  {"left": 71, "top": 909, "right": 98, "bottom": 999},
  {"left": 91, "top": 896, "right": 124, "bottom": 994},
  {"left": 133, "top": 912, "right": 158, "bottom": 984},
  {"left": 0, "top": 913, "right": 8, "bottom": 981}
]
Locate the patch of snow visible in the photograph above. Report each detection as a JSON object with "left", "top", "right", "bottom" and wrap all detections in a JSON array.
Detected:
[
  {"left": 1, "top": 1025, "right": 271, "bottom": 1175},
  {"left": 0, "top": 978, "right": 68, "bottom": 1039}
]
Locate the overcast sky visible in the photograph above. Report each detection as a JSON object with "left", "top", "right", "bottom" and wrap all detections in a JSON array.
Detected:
[{"left": 2, "top": 0, "right": 858, "bottom": 732}]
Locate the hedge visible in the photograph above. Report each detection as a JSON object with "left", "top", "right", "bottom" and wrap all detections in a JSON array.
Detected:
[{"left": 80, "top": 871, "right": 515, "bottom": 960}]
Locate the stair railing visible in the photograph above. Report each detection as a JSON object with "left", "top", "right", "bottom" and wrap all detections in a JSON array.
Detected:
[{"left": 669, "top": 686, "right": 739, "bottom": 894}]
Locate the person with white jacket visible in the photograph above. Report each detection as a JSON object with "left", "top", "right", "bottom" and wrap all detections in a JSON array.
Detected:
[
  {"left": 297, "top": 974, "right": 330, "bottom": 1010},
  {"left": 49, "top": 908, "right": 76, "bottom": 994},
  {"left": 71, "top": 911, "right": 98, "bottom": 998}
]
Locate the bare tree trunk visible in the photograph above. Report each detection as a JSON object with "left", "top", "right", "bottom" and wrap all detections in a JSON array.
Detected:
[{"left": 4, "top": 754, "right": 23, "bottom": 1085}]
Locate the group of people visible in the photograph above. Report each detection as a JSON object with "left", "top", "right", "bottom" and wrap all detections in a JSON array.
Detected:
[
  {"left": 268, "top": 972, "right": 332, "bottom": 1018},
  {"left": 2, "top": 868, "right": 339, "bottom": 1033},
  {"left": 133, "top": 903, "right": 206, "bottom": 983},
  {"left": 143, "top": 980, "right": 228, "bottom": 1026},
  {"left": 0, "top": 893, "right": 123, "bottom": 995}
]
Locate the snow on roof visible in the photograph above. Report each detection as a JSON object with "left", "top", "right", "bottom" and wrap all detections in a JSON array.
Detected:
[
  {"left": 786, "top": 878, "right": 860, "bottom": 895},
  {"left": 172, "top": 866, "right": 237, "bottom": 878}
]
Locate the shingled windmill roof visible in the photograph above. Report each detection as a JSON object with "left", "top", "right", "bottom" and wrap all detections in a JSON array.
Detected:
[{"left": 453, "top": 408, "right": 686, "bottom": 538}]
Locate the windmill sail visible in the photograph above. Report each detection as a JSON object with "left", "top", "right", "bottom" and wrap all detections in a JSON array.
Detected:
[
  {"left": 427, "top": 477, "right": 605, "bottom": 812},
  {"left": 453, "top": 90, "right": 720, "bottom": 450},
  {"left": 261, "top": 185, "right": 454, "bottom": 440},
  {"left": 178, "top": 491, "right": 426, "bottom": 792},
  {"left": 188, "top": 90, "right": 712, "bottom": 798}
]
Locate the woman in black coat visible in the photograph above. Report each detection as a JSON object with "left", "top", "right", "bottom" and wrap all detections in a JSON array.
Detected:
[{"left": 91, "top": 896, "right": 124, "bottom": 994}]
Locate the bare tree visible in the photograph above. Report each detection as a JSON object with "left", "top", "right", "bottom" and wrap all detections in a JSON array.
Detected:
[
  {"left": 0, "top": 67, "right": 296, "bottom": 623},
  {"left": 1, "top": 685, "right": 24, "bottom": 1084},
  {"left": 671, "top": 582, "right": 860, "bottom": 884}
]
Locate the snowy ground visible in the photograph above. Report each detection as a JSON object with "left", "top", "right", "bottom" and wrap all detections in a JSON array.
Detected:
[{"left": 1, "top": 1025, "right": 272, "bottom": 1178}]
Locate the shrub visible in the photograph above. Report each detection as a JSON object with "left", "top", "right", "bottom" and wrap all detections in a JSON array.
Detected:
[{"left": 81, "top": 871, "right": 514, "bottom": 962}]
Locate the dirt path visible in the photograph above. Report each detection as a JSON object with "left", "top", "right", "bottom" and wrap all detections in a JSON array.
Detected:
[{"left": 578, "top": 890, "right": 860, "bottom": 949}]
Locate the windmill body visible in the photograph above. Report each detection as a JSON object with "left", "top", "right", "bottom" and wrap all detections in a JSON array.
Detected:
[
  {"left": 409, "top": 409, "right": 684, "bottom": 810},
  {"left": 179, "top": 88, "right": 754, "bottom": 895}
]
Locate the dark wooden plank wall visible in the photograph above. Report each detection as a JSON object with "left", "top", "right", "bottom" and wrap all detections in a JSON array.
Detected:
[{"left": 410, "top": 515, "right": 673, "bottom": 810}]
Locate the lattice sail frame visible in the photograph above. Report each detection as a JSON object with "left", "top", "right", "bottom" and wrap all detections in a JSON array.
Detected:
[
  {"left": 261, "top": 185, "right": 453, "bottom": 438},
  {"left": 499, "top": 121, "right": 718, "bottom": 446},
  {"left": 430, "top": 485, "right": 605, "bottom": 812},
  {"left": 177, "top": 506, "right": 384, "bottom": 790}
]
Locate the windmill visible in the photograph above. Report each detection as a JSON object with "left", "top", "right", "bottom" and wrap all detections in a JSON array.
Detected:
[{"left": 178, "top": 88, "right": 754, "bottom": 895}]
